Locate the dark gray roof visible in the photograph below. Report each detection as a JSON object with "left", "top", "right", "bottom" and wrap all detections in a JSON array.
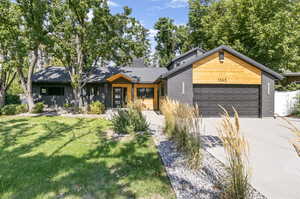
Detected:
[
  {"left": 283, "top": 72, "right": 300, "bottom": 77},
  {"left": 32, "top": 67, "right": 70, "bottom": 83},
  {"left": 162, "top": 45, "right": 284, "bottom": 80},
  {"left": 33, "top": 66, "right": 168, "bottom": 84},
  {"left": 171, "top": 47, "right": 206, "bottom": 63},
  {"left": 166, "top": 47, "right": 205, "bottom": 68}
]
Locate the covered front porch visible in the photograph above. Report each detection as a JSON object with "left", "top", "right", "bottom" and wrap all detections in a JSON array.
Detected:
[{"left": 107, "top": 73, "right": 159, "bottom": 110}]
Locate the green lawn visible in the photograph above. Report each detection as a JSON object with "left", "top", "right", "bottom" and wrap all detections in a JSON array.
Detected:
[{"left": 0, "top": 116, "right": 175, "bottom": 199}]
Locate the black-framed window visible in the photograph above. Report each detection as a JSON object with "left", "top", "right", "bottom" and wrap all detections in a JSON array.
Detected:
[
  {"left": 40, "top": 87, "right": 64, "bottom": 96},
  {"left": 137, "top": 88, "right": 154, "bottom": 98}
]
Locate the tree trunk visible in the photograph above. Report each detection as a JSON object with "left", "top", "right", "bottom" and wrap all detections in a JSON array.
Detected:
[
  {"left": 0, "top": 89, "right": 5, "bottom": 108},
  {"left": 73, "top": 87, "right": 82, "bottom": 112},
  {"left": 27, "top": 91, "right": 35, "bottom": 111},
  {"left": 17, "top": 48, "right": 39, "bottom": 112}
]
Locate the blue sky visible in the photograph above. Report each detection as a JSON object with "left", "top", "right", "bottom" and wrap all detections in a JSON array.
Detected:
[{"left": 108, "top": 0, "right": 189, "bottom": 51}]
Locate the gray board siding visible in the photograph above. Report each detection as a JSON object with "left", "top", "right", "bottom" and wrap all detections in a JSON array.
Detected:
[
  {"left": 32, "top": 83, "right": 112, "bottom": 108},
  {"left": 32, "top": 83, "right": 74, "bottom": 107},
  {"left": 166, "top": 66, "right": 193, "bottom": 105},
  {"left": 261, "top": 72, "right": 275, "bottom": 117}
]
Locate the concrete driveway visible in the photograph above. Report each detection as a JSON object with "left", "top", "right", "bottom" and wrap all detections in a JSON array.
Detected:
[{"left": 202, "top": 117, "right": 300, "bottom": 199}]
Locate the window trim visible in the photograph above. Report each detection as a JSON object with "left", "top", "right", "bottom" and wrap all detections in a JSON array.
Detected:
[
  {"left": 137, "top": 87, "right": 154, "bottom": 99},
  {"left": 40, "top": 87, "right": 65, "bottom": 96}
]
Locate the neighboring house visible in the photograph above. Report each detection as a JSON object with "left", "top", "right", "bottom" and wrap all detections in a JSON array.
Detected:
[
  {"left": 32, "top": 45, "right": 284, "bottom": 117},
  {"left": 282, "top": 72, "right": 300, "bottom": 84}
]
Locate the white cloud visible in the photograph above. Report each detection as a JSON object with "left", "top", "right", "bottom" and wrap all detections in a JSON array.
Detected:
[
  {"left": 167, "top": 0, "right": 188, "bottom": 8},
  {"left": 148, "top": 29, "right": 158, "bottom": 54},
  {"left": 108, "top": 0, "right": 120, "bottom": 7}
]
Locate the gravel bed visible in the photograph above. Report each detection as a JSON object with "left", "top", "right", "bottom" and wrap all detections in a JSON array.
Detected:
[{"left": 145, "top": 111, "right": 267, "bottom": 199}]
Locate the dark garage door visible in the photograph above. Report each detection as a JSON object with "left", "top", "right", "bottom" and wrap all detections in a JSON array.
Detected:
[{"left": 193, "top": 84, "right": 260, "bottom": 117}]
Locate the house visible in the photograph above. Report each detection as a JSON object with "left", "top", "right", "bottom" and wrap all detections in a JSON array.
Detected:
[
  {"left": 32, "top": 45, "right": 284, "bottom": 117},
  {"left": 282, "top": 72, "right": 300, "bottom": 84}
]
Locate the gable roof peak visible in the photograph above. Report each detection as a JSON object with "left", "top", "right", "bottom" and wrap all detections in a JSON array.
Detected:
[{"left": 162, "top": 45, "right": 284, "bottom": 80}]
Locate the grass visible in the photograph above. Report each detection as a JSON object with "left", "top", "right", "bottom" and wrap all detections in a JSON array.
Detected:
[
  {"left": 160, "top": 98, "right": 203, "bottom": 169},
  {"left": 0, "top": 116, "right": 175, "bottom": 199},
  {"left": 217, "top": 107, "right": 251, "bottom": 199},
  {"left": 281, "top": 117, "right": 300, "bottom": 157}
]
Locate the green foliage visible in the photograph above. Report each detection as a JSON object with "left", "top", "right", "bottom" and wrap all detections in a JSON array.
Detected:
[
  {"left": 112, "top": 108, "right": 149, "bottom": 134},
  {"left": 88, "top": 101, "right": 105, "bottom": 114},
  {"left": 188, "top": 0, "right": 300, "bottom": 72},
  {"left": 154, "top": 17, "right": 191, "bottom": 67},
  {"left": 32, "top": 102, "right": 44, "bottom": 113},
  {"left": 112, "top": 109, "right": 135, "bottom": 134},
  {"left": 129, "top": 109, "right": 149, "bottom": 132},
  {"left": 49, "top": 0, "right": 150, "bottom": 108},
  {"left": 16, "top": 104, "right": 28, "bottom": 114},
  {"left": 0, "top": 104, "right": 27, "bottom": 115},
  {"left": 5, "top": 94, "right": 21, "bottom": 105},
  {"left": 1, "top": 104, "right": 18, "bottom": 115},
  {"left": 275, "top": 82, "right": 300, "bottom": 91},
  {"left": 63, "top": 103, "right": 73, "bottom": 109}
]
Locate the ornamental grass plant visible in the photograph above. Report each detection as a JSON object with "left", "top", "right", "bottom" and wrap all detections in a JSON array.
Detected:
[
  {"left": 217, "top": 107, "right": 251, "bottom": 199},
  {"left": 160, "top": 98, "right": 203, "bottom": 169},
  {"left": 281, "top": 117, "right": 300, "bottom": 157}
]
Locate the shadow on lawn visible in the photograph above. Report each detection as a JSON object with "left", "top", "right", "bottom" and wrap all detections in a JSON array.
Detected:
[{"left": 0, "top": 118, "right": 170, "bottom": 199}]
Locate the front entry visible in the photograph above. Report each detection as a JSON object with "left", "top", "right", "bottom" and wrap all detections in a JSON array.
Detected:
[{"left": 112, "top": 87, "right": 128, "bottom": 108}]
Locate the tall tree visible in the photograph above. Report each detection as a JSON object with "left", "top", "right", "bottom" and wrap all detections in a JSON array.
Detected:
[
  {"left": 188, "top": 0, "right": 300, "bottom": 72},
  {"left": 0, "top": 0, "right": 15, "bottom": 107},
  {"left": 50, "top": 0, "right": 150, "bottom": 109},
  {"left": 6, "top": 0, "right": 52, "bottom": 111},
  {"left": 154, "top": 17, "right": 177, "bottom": 67},
  {"left": 154, "top": 18, "right": 192, "bottom": 67}
]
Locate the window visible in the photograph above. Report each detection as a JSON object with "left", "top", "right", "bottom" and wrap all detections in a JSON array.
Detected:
[
  {"left": 40, "top": 87, "right": 64, "bottom": 96},
  {"left": 137, "top": 88, "right": 154, "bottom": 98},
  {"left": 160, "top": 86, "right": 165, "bottom": 97},
  {"left": 219, "top": 51, "right": 225, "bottom": 62}
]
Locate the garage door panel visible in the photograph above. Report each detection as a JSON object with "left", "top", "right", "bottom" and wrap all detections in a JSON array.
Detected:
[
  {"left": 194, "top": 96, "right": 259, "bottom": 101},
  {"left": 193, "top": 84, "right": 260, "bottom": 117}
]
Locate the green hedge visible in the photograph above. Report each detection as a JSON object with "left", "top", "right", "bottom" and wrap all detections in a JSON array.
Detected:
[
  {"left": 32, "top": 102, "right": 44, "bottom": 113},
  {"left": 89, "top": 101, "right": 105, "bottom": 114},
  {"left": 1, "top": 104, "right": 28, "bottom": 115},
  {"left": 5, "top": 94, "right": 21, "bottom": 105}
]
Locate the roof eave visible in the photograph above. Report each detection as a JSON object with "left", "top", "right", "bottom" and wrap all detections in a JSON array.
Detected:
[{"left": 162, "top": 45, "right": 284, "bottom": 80}]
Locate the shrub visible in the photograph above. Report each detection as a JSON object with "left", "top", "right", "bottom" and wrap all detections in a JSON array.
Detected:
[
  {"left": 16, "top": 104, "right": 28, "bottom": 114},
  {"left": 217, "top": 107, "right": 251, "bottom": 199},
  {"left": 1, "top": 104, "right": 18, "bottom": 115},
  {"left": 5, "top": 94, "right": 21, "bottom": 105},
  {"left": 89, "top": 101, "right": 105, "bottom": 114},
  {"left": 112, "top": 109, "right": 135, "bottom": 134},
  {"left": 32, "top": 102, "right": 44, "bottom": 113},
  {"left": 1, "top": 104, "right": 28, "bottom": 115},
  {"left": 63, "top": 103, "right": 72, "bottom": 109},
  {"left": 112, "top": 102, "right": 149, "bottom": 134},
  {"left": 275, "top": 82, "right": 300, "bottom": 91},
  {"left": 129, "top": 109, "right": 149, "bottom": 132},
  {"left": 160, "top": 98, "right": 203, "bottom": 169}
]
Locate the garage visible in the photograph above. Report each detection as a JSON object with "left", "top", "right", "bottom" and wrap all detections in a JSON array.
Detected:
[
  {"left": 193, "top": 84, "right": 260, "bottom": 117},
  {"left": 162, "top": 45, "right": 284, "bottom": 117}
]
